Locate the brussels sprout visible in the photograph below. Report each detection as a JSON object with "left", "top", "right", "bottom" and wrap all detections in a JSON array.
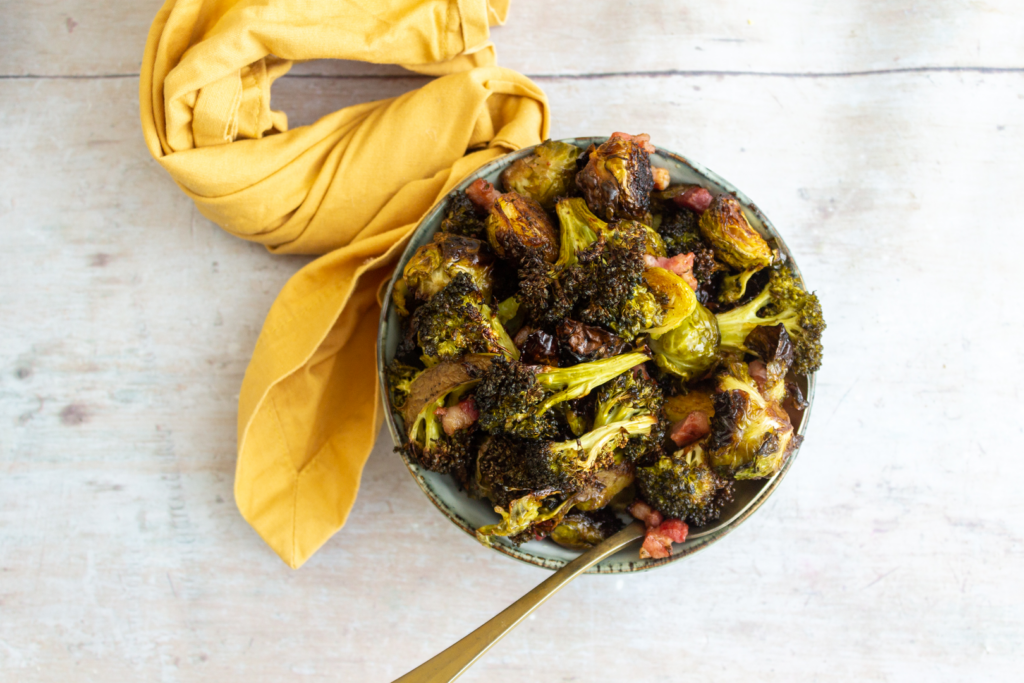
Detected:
[
  {"left": 650, "top": 301, "right": 720, "bottom": 381},
  {"left": 575, "top": 135, "right": 654, "bottom": 221},
  {"left": 550, "top": 510, "right": 622, "bottom": 550},
  {"left": 485, "top": 192, "right": 560, "bottom": 265},
  {"left": 641, "top": 267, "right": 697, "bottom": 338},
  {"left": 500, "top": 140, "right": 581, "bottom": 210},
  {"left": 698, "top": 195, "right": 774, "bottom": 271},
  {"left": 399, "top": 232, "right": 495, "bottom": 308}
]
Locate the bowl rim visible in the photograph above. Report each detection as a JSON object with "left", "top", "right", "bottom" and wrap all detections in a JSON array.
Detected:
[{"left": 376, "top": 137, "right": 816, "bottom": 573}]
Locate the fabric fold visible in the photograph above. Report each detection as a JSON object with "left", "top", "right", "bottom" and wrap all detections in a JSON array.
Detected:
[{"left": 140, "top": 0, "right": 549, "bottom": 567}]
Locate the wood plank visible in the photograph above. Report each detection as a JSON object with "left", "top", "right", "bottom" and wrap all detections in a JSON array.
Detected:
[
  {"left": 2, "top": 69, "right": 1022, "bottom": 680},
  {"left": 2, "top": 0, "right": 1023, "bottom": 77}
]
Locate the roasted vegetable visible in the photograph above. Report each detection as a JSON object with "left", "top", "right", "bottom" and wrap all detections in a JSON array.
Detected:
[
  {"left": 573, "top": 227, "right": 654, "bottom": 340},
  {"left": 550, "top": 510, "right": 622, "bottom": 550},
  {"left": 718, "top": 267, "right": 762, "bottom": 306},
  {"left": 592, "top": 369, "right": 663, "bottom": 429},
  {"left": 397, "top": 232, "right": 494, "bottom": 309},
  {"left": 575, "top": 134, "right": 654, "bottom": 221},
  {"left": 401, "top": 381, "right": 478, "bottom": 478},
  {"left": 385, "top": 360, "right": 421, "bottom": 411},
  {"left": 485, "top": 192, "right": 559, "bottom": 264},
  {"left": 440, "top": 190, "right": 487, "bottom": 238},
  {"left": 698, "top": 195, "right": 774, "bottom": 271},
  {"left": 501, "top": 140, "right": 581, "bottom": 209},
  {"left": 706, "top": 357, "right": 801, "bottom": 480},
  {"left": 714, "top": 265, "right": 825, "bottom": 375},
  {"left": 553, "top": 198, "right": 605, "bottom": 269},
  {"left": 413, "top": 272, "right": 518, "bottom": 363},
  {"left": 650, "top": 301, "right": 720, "bottom": 381},
  {"left": 476, "top": 490, "right": 575, "bottom": 544},
  {"left": 636, "top": 444, "right": 734, "bottom": 526},
  {"left": 474, "top": 351, "right": 651, "bottom": 439},
  {"left": 556, "top": 319, "right": 626, "bottom": 363}
]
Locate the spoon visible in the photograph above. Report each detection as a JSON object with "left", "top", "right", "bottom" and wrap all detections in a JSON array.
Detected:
[{"left": 392, "top": 520, "right": 646, "bottom": 683}]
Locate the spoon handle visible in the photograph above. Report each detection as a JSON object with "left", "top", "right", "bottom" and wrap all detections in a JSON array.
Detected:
[{"left": 392, "top": 521, "right": 646, "bottom": 683}]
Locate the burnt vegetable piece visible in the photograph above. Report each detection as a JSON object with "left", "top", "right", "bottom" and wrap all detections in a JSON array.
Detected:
[
  {"left": 476, "top": 489, "right": 576, "bottom": 545},
  {"left": 440, "top": 190, "right": 487, "bottom": 238},
  {"left": 575, "top": 134, "right": 654, "bottom": 221},
  {"left": 485, "top": 192, "right": 559, "bottom": 265},
  {"left": 636, "top": 444, "right": 734, "bottom": 526},
  {"left": 397, "top": 232, "right": 494, "bottom": 308},
  {"left": 556, "top": 319, "right": 625, "bottom": 363},
  {"left": 500, "top": 140, "right": 581, "bottom": 210},
  {"left": 413, "top": 272, "right": 518, "bottom": 363}
]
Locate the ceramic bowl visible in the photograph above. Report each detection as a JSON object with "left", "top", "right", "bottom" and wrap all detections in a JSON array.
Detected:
[{"left": 377, "top": 138, "right": 816, "bottom": 573}]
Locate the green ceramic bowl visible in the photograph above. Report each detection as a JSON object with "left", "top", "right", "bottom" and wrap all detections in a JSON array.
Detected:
[{"left": 377, "top": 138, "right": 816, "bottom": 573}]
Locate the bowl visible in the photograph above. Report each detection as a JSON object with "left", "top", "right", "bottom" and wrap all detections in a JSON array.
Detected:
[{"left": 377, "top": 137, "right": 816, "bottom": 573}]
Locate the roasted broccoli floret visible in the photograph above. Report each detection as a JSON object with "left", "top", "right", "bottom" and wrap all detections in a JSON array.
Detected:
[
  {"left": 706, "top": 359, "right": 801, "bottom": 480},
  {"left": 439, "top": 190, "right": 487, "bottom": 238},
  {"left": 650, "top": 300, "right": 721, "bottom": 382},
  {"left": 524, "top": 415, "right": 657, "bottom": 491},
  {"left": 384, "top": 359, "right": 421, "bottom": 410},
  {"left": 476, "top": 489, "right": 575, "bottom": 544},
  {"left": 714, "top": 265, "right": 825, "bottom": 375},
  {"left": 500, "top": 140, "right": 581, "bottom": 209},
  {"left": 553, "top": 198, "right": 604, "bottom": 269},
  {"left": 485, "top": 191, "right": 559, "bottom": 265},
  {"left": 550, "top": 509, "right": 622, "bottom": 550},
  {"left": 698, "top": 195, "right": 774, "bottom": 271},
  {"left": 636, "top": 444, "right": 734, "bottom": 527},
  {"left": 401, "top": 384, "right": 477, "bottom": 479},
  {"left": 575, "top": 134, "right": 654, "bottom": 221},
  {"left": 573, "top": 227, "right": 653, "bottom": 340},
  {"left": 474, "top": 351, "right": 651, "bottom": 439},
  {"left": 413, "top": 272, "right": 519, "bottom": 363},
  {"left": 592, "top": 368, "right": 663, "bottom": 428},
  {"left": 656, "top": 207, "right": 704, "bottom": 256},
  {"left": 396, "top": 232, "right": 494, "bottom": 312}
]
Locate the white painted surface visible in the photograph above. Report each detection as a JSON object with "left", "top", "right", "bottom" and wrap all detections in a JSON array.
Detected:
[{"left": 1, "top": 2, "right": 1022, "bottom": 681}]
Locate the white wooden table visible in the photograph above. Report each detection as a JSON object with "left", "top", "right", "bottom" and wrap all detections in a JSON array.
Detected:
[{"left": 2, "top": 2, "right": 1022, "bottom": 681}]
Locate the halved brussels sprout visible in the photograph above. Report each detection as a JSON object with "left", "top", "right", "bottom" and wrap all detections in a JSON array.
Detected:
[
  {"left": 698, "top": 195, "right": 773, "bottom": 271},
  {"left": 575, "top": 136, "right": 654, "bottom": 221},
  {"left": 650, "top": 301, "right": 720, "bottom": 381},
  {"left": 500, "top": 140, "right": 581, "bottom": 210},
  {"left": 485, "top": 192, "right": 559, "bottom": 264},
  {"left": 641, "top": 267, "right": 697, "bottom": 338}
]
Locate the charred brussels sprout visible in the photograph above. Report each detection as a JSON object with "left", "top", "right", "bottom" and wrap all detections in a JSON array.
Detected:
[
  {"left": 698, "top": 195, "right": 774, "bottom": 271},
  {"left": 550, "top": 510, "right": 622, "bottom": 550},
  {"left": 636, "top": 444, "right": 734, "bottom": 526},
  {"left": 440, "top": 190, "right": 487, "bottom": 238},
  {"left": 485, "top": 192, "right": 559, "bottom": 265},
  {"left": 575, "top": 135, "right": 654, "bottom": 221},
  {"left": 714, "top": 265, "right": 825, "bottom": 375},
  {"left": 650, "top": 301, "right": 721, "bottom": 381},
  {"left": 641, "top": 266, "right": 697, "bottom": 338},
  {"left": 706, "top": 359, "right": 801, "bottom": 480},
  {"left": 413, "top": 272, "right": 518, "bottom": 363},
  {"left": 398, "top": 232, "right": 494, "bottom": 308},
  {"left": 500, "top": 140, "right": 581, "bottom": 210}
]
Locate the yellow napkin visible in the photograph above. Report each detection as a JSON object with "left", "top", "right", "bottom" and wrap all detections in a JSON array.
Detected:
[{"left": 140, "top": 0, "right": 549, "bottom": 567}]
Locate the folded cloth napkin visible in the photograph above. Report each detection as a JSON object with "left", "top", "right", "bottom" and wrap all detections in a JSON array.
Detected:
[{"left": 140, "top": 0, "right": 549, "bottom": 567}]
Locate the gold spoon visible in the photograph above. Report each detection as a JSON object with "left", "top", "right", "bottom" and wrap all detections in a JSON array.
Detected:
[{"left": 392, "top": 520, "right": 646, "bottom": 683}]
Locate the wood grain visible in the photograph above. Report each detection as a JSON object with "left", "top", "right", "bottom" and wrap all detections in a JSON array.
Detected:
[{"left": 2, "top": 2, "right": 1023, "bottom": 682}]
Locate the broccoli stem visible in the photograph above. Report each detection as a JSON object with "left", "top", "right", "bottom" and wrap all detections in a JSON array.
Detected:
[
  {"left": 534, "top": 351, "right": 650, "bottom": 414},
  {"left": 555, "top": 415, "right": 657, "bottom": 470},
  {"left": 714, "top": 287, "right": 775, "bottom": 354}
]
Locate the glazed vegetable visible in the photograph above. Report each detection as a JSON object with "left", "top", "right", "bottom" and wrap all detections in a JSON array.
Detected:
[
  {"left": 714, "top": 265, "right": 825, "bottom": 375},
  {"left": 650, "top": 301, "right": 720, "bottom": 381},
  {"left": 413, "top": 272, "right": 518, "bottom": 363},
  {"left": 575, "top": 134, "right": 654, "bottom": 221},
  {"left": 550, "top": 510, "right": 622, "bottom": 550},
  {"left": 500, "top": 140, "right": 581, "bottom": 210},
  {"left": 706, "top": 351, "right": 801, "bottom": 480},
  {"left": 698, "top": 195, "right": 774, "bottom": 271},
  {"left": 396, "top": 232, "right": 494, "bottom": 313},
  {"left": 401, "top": 382, "right": 478, "bottom": 477},
  {"left": 486, "top": 191, "right": 559, "bottom": 264},
  {"left": 636, "top": 444, "right": 734, "bottom": 526}
]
